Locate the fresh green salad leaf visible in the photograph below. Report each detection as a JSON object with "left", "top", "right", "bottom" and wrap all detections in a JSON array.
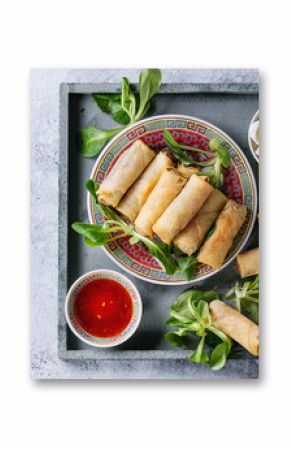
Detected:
[
  {"left": 80, "top": 69, "right": 162, "bottom": 158},
  {"left": 135, "top": 69, "right": 162, "bottom": 121},
  {"left": 163, "top": 130, "right": 231, "bottom": 188},
  {"left": 71, "top": 222, "right": 122, "bottom": 245},
  {"left": 225, "top": 275, "right": 259, "bottom": 323},
  {"left": 165, "top": 289, "right": 232, "bottom": 370},
  {"left": 165, "top": 332, "right": 185, "bottom": 347},
  {"left": 72, "top": 180, "right": 176, "bottom": 275},
  {"left": 121, "top": 77, "right": 137, "bottom": 122},
  {"left": 78, "top": 127, "right": 123, "bottom": 158},
  {"left": 175, "top": 252, "right": 197, "bottom": 281},
  {"left": 136, "top": 238, "right": 176, "bottom": 275},
  {"left": 209, "top": 342, "right": 229, "bottom": 370},
  {"left": 92, "top": 93, "right": 130, "bottom": 125}
]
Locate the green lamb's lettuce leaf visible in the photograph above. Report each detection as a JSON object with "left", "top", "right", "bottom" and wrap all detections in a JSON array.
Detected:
[
  {"left": 165, "top": 331, "right": 187, "bottom": 347},
  {"left": 165, "top": 290, "right": 232, "bottom": 371},
  {"left": 121, "top": 77, "right": 137, "bottom": 122},
  {"left": 80, "top": 69, "right": 163, "bottom": 158},
  {"left": 225, "top": 276, "right": 259, "bottom": 323},
  {"left": 133, "top": 237, "right": 177, "bottom": 275},
  {"left": 209, "top": 342, "right": 228, "bottom": 370},
  {"left": 188, "top": 349, "right": 209, "bottom": 364},
  {"left": 163, "top": 130, "right": 231, "bottom": 188},
  {"left": 175, "top": 253, "right": 197, "bottom": 281},
  {"left": 71, "top": 222, "right": 121, "bottom": 246},
  {"left": 78, "top": 127, "right": 123, "bottom": 158},
  {"left": 92, "top": 93, "right": 131, "bottom": 125},
  {"left": 135, "top": 69, "right": 162, "bottom": 121}
]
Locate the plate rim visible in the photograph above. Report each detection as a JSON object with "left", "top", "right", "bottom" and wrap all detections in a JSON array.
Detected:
[{"left": 87, "top": 114, "right": 257, "bottom": 285}]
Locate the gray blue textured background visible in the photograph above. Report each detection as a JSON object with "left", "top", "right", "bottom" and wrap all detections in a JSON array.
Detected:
[{"left": 31, "top": 69, "right": 259, "bottom": 379}]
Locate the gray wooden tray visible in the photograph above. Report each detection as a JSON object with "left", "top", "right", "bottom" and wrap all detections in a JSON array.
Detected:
[{"left": 57, "top": 72, "right": 259, "bottom": 375}]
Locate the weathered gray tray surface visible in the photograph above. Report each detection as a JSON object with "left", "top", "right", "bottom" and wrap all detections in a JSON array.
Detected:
[{"left": 31, "top": 69, "right": 259, "bottom": 379}]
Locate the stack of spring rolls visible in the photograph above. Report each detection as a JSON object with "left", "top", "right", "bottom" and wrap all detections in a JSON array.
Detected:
[{"left": 97, "top": 139, "right": 248, "bottom": 270}]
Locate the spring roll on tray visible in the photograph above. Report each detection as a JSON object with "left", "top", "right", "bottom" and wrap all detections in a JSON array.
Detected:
[
  {"left": 174, "top": 189, "right": 227, "bottom": 255},
  {"left": 134, "top": 168, "right": 187, "bottom": 237},
  {"left": 209, "top": 300, "right": 259, "bottom": 355},
  {"left": 197, "top": 199, "right": 247, "bottom": 269},
  {"left": 153, "top": 174, "right": 214, "bottom": 245},
  {"left": 97, "top": 139, "right": 155, "bottom": 207},
  {"left": 116, "top": 152, "right": 174, "bottom": 222},
  {"left": 236, "top": 248, "right": 259, "bottom": 278}
]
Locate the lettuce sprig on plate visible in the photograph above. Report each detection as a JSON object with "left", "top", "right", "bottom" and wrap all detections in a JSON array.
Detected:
[{"left": 163, "top": 129, "right": 231, "bottom": 188}]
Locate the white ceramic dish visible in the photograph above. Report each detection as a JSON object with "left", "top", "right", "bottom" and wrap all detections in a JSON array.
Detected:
[
  {"left": 65, "top": 269, "right": 142, "bottom": 348},
  {"left": 248, "top": 110, "right": 259, "bottom": 163}
]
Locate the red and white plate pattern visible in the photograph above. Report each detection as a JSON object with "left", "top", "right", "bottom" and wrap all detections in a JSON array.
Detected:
[{"left": 88, "top": 115, "right": 257, "bottom": 285}]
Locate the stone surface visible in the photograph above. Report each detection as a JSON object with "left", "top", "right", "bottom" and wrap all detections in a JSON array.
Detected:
[{"left": 31, "top": 69, "right": 259, "bottom": 379}]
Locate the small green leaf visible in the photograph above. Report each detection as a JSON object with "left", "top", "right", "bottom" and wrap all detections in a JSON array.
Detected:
[
  {"left": 137, "top": 236, "right": 177, "bottom": 275},
  {"left": 78, "top": 127, "right": 122, "bottom": 158},
  {"left": 208, "top": 138, "right": 221, "bottom": 151},
  {"left": 163, "top": 129, "right": 215, "bottom": 168},
  {"left": 92, "top": 93, "right": 130, "bottom": 125},
  {"left": 196, "top": 300, "right": 210, "bottom": 320},
  {"left": 129, "top": 236, "right": 139, "bottom": 245},
  {"left": 72, "top": 222, "right": 114, "bottom": 246},
  {"left": 135, "top": 69, "right": 162, "bottom": 121},
  {"left": 121, "top": 77, "right": 136, "bottom": 122},
  {"left": 85, "top": 179, "right": 98, "bottom": 201},
  {"left": 217, "top": 145, "right": 231, "bottom": 168},
  {"left": 225, "top": 275, "right": 259, "bottom": 323},
  {"left": 165, "top": 332, "right": 184, "bottom": 347},
  {"left": 110, "top": 101, "right": 131, "bottom": 125},
  {"left": 188, "top": 350, "right": 209, "bottom": 364},
  {"left": 209, "top": 342, "right": 228, "bottom": 370},
  {"left": 166, "top": 317, "right": 184, "bottom": 327},
  {"left": 176, "top": 254, "right": 197, "bottom": 280},
  {"left": 186, "top": 289, "right": 219, "bottom": 303},
  {"left": 92, "top": 93, "right": 120, "bottom": 113}
]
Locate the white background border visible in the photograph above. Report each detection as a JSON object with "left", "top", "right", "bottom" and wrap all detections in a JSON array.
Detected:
[{"left": 1, "top": 1, "right": 288, "bottom": 448}]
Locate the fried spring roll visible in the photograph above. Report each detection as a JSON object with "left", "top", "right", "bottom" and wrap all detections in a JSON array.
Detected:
[
  {"left": 116, "top": 152, "right": 174, "bottom": 222},
  {"left": 98, "top": 139, "right": 155, "bottom": 207},
  {"left": 197, "top": 200, "right": 247, "bottom": 269},
  {"left": 134, "top": 168, "right": 187, "bottom": 237},
  {"left": 209, "top": 300, "right": 259, "bottom": 355},
  {"left": 236, "top": 248, "right": 259, "bottom": 278},
  {"left": 174, "top": 189, "right": 227, "bottom": 255},
  {"left": 177, "top": 164, "right": 198, "bottom": 178},
  {"left": 153, "top": 175, "right": 214, "bottom": 244}
]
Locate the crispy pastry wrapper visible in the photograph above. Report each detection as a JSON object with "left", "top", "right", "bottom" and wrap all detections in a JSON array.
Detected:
[
  {"left": 134, "top": 168, "right": 187, "bottom": 237},
  {"left": 177, "top": 164, "right": 199, "bottom": 178},
  {"left": 98, "top": 139, "right": 155, "bottom": 207},
  {"left": 174, "top": 189, "right": 227, "bottom": 255},
  {"left": 197, "top": 199, "right": 247, "bottom": 269},
  {"left": 209, "top": 300, "right": 259, "bottom": 356},
  {"left": 116, "top": 152, "right": 174, "bottom": 222},
  {"left": 236, "top": 248, "right": 259, "bottom": 278},
  {"left": 153, "top": 174, "right": 213, "bottom": 244}
]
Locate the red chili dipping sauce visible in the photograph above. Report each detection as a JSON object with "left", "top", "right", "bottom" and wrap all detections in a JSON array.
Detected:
[{"left": 74, "top": 278, "right": 133, "bottom": 338}]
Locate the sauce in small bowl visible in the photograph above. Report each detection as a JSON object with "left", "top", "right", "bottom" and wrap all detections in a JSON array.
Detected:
[{"left": 65, "top": 270, "right": 142, "bottom": 348}]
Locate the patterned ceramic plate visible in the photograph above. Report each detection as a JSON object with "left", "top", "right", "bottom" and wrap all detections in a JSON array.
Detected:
[{"left": 88, "top": 115, "right": 257, "bottom": 285}]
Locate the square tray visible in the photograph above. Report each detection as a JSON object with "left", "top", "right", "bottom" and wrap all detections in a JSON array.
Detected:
[{"left": 58, "top": 74, "right": 259, "bottom": 372}]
